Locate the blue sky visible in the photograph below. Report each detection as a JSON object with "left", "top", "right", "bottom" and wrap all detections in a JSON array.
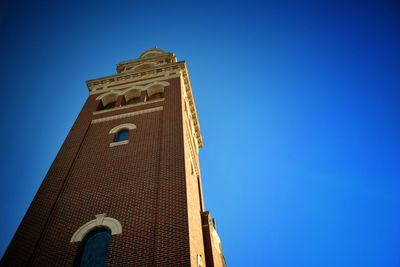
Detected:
[{"left": 1, "top": 0, "right": 400, "bottom": 266}]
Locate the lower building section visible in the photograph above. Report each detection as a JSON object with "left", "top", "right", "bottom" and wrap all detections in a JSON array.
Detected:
[{"left": 201, "top": 211, "right": 226, "bottom": 267}]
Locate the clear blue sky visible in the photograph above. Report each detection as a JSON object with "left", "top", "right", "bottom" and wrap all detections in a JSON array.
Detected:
[{"left": 1, "top": 1, "right": 399, "bottom": 266}]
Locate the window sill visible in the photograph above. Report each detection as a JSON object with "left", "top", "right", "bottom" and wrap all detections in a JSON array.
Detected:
[{"left": 109, "top": 140, "right": 129, "bottom": 147}]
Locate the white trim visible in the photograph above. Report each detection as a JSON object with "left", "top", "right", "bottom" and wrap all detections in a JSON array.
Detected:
[
  {"left": 143, "top": 81, "right": 170, "bottom": 90},
  {"left": 109, "top": 123, "right": 136, "bottom": 134},
  {"left": 91, "top": 106, "right": 163, "bottom": 124},
  {"left": 88, "top": 73, "right": 179, "bottom": 95},
  {"left": 119, "top": 86, "right": 143, "bottom": 95},
  {"left": 95, "top": 91, "right": 119, "bottom": 101},
  {"left": 121, "top": 88, "right": 141, "bottom": 102},
  {"left": 109, "top": 140, "right": 129, "bottom": 147},
  {"left": 92, "top": 98, "right": 164, "bottom": 115},
  {"left": 96, "top": 92, "right": 119, "bottom": 107},
  {"left": 70, "top": 214, "right": 122, "bottom": 242},
  {"left": 145, "top": 81, "right": 168, "bottom": 99},
  {"left": 86, "top": 61, "right": 180, "bottom": 91},
  {"left": 131, "top": 62, "right": 158, "bottom": 72}
]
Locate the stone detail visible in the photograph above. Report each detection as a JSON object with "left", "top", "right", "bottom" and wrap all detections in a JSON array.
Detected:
[
  {"left": 108, "top": 123, "right": 137, "bottom": 134},
  {"left": 87, "top": 66, "right": 179, "bottom": 93},
  {"left": 96, "top": 92, "right": 119, "bottom": 106},
  {"left": 180, "top": 72, "right": 203, "bottom": 148},
  {"left": 94, "top": 81, "right": 170, "bottom": 99},
  {"left": 109, "top": 140, "right": 129, "bottom": 147},
  {"left": 91, "top": 106, "right": 163, "bottom": 124},
  {"left": 93, "top": 98, "right": 164, "bottom": 115},
  {"left": 70, "top": 214, "right": 122, "bottom": 242}
]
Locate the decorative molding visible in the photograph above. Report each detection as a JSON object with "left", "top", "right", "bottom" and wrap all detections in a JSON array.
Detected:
[
  {"left": 96, "top": 91, "right": 119, "bottom": 101},
  {"left": 91, "top": 106, "right": 163, "bottom": 124},
  {"left": 123, "top": 88, "right": 141, "bottom": 102},
  {"left": 146, "top": 83, "right": 166, "bottom": 99},
  {"left": 143, "top": 81, "right": 170, "bottom": 90},
  {"left": 109, "top": 123, "right": 136, "bottom": 134},
  {"left": 180, "top": 68, "right": 203, "bottom": 148},
  {"left": 131, "top": 62, "right": 159, "bottom": 72},
  {"left": 95, "top": 81, "right": 169, "bottom": 99},
  {"left": 88, "top": 73, "right": 179, "bottom": 95},
  {"left": 87, "top": 63, "right": 181, "bottom": 93},
  {"left": 92, "top": 98, "right": 164, "bottom": 115},
  {"left": 119, "top": 86, "right": 144, "bottom": 94},
  {"left": 96, "top": 92, "right": 119, "bottom": 107},
  {"left": 70, "top": 214, "right": 122, "bottom": 242}
]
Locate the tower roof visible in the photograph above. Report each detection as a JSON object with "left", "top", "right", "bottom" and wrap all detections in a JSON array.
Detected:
[{"left": 139, "top": 48, "right": 167, "bottom": 59}]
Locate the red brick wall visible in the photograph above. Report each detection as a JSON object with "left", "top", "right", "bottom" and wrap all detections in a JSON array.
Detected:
[{"left": 1, "top": 77, "right": 198, "bottom": 267}]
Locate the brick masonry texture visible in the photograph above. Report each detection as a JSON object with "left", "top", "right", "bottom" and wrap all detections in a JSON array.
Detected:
[{"left": 1, "top": 77, "right": 209, "bottom": 267}]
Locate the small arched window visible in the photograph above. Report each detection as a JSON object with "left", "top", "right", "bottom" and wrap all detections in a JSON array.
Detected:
[
  {"left": 96, "top": 93, "right": 119, "bottom": 111},
  {"left": 75, "top": 227, "right": 111, "bottom": 267},
  {"left": 146, "top": 83, "right": 165, "bottom": 101},
  {"left": 109, "top": 124, "right": 136, "bottom": 147},
  {"left": 148, "top": 92, "right": 164, "bottom": 101},
  {"left": 122, "top": 88, "right": 142, "bottom": 106},
  {"left": 103, "top": 101, "right": 116, "bottom": 110},
  {"left": 126, "top": 96, "right": 141, "bottom": 105},
  {"left": 114, "top": 129, "right": 129, "bottom": 142}
]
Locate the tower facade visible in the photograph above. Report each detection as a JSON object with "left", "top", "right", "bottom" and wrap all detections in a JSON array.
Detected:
[{"left": 2, "top": 49, "right": 225, "bottom": 267}]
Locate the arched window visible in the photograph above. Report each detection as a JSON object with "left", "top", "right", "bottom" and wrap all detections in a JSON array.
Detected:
[
  {"left": 126, "top": 96, "right": 141, "bottom": 105},
  {"left": 122, "top": 88, "right": 142, "bottom": 106},
  {"left": 146, "top": 84, "right": 165, "bottom": 101},
  {"left": 132, "top": 62, "right": 157, "bottom": 72},
  {"left": 96, "top": 93, "right": 119, "bottom": 111},
  {"left": 108, "top": 123, "right": 136, "bottom": 147},
  {"left": 75, "top": 227, "right": 111, "bottom": 267},
  {"left": 103, "top": 101, "right": 116, "bottom": 109},
  {"left": 148, "top": 92, "right": 164, "bottom": 101},
  {"left": 114, "top": 129, "right": 129, "bottom": 142}
]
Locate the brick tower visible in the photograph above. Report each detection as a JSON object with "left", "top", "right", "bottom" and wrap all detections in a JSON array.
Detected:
[{"left": 1, "top": 49, "right": 226, "bottom": 267}]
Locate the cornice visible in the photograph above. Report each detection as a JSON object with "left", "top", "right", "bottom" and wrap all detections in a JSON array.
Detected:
[
  {"left": 86, "top": 62, "right": 182, "bottom": 93},
  {"left": 117, "top": 53, "right": 176, "bottom": 70},
  {"left": 180, "top": 62, "right": 204, "bottom": 148}
]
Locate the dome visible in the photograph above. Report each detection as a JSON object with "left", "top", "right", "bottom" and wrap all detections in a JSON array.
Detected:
[{"left": 139, "top": 48, "right": 167, "bottom": 59}]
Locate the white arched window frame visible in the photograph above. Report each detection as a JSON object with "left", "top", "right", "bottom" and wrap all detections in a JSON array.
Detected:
[
  {"left": 96, "top": 92, "right": 119, "bottom": 110},
  {"left": 145, "top": 81, "right": 169, "bottom": 101},
  {"left": 70, "top": 214, "right": 122, "bottom": 243},
  {"left": 122, "top": 88, "right": 142, "bottom": 105},
  {"left": 109, "top": 123, "right": 137, "bottom": 147}
]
